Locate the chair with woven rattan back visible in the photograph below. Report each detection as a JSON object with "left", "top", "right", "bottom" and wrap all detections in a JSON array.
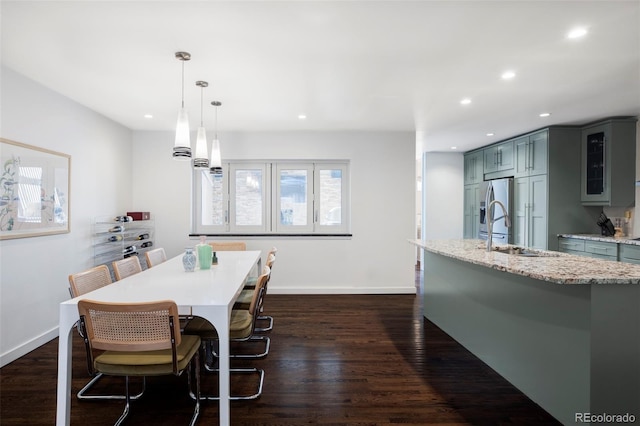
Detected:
[
  {"left": 112, "top": 256, "right": 142, "bottom": 281},
  {"left": 69, "top": 264, "right": 112, "bottom": 298},
  {"left": 184, "top": 266, "right": 271, "bottom": 401},
  {"left": 240, "top": 248, "right": 277, "bottom": 333},
  {"left": 208, "top": 241, "right": 246, "bottom": 252},
  {"left": 69, "top": 264, "right": 146, "bottom": 401},
  {"left": 77, "top": 299, "right": 201, "bottom": 425},
  {"left": 144, "top": 247, "right": 167, "bottom": 268}
]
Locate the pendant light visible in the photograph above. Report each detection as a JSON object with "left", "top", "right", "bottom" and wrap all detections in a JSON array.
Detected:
[
  {"left": 173, "top": 51, "right": 192, "bottom": 160},
  {"left": 209, "top": 101, "right": 223, "bottom": 175},
  {"left": 193, "top": 81, "right": 209, "bottom": 168}
]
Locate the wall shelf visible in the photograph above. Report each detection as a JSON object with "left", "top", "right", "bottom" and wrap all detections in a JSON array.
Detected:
[{"left": 93, "top": 215, "right": 155, "bottom": 279}]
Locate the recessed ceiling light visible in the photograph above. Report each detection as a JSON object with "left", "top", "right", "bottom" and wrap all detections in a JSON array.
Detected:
[
  {"left": 298, "top": 114, "right": 307, "bottom": 120},
  {"left": 460, "top": 98, "right": 471, "bottom": 105},
  {"left": 143, "top": 114, "right": 153, "bottom": 119},
  {"left": 450, "top": 146, "right": 457, "bottom": 150},
  {"left": 486, "top": 133, "right": 495, "bottom": 137},
  {"left": 567, "top": 27, "right": 588, "bottom": 39},
  {"left": 539, "top": 112, "right": 551, "bottom": 118},
  {"left": 501, "top": 70, "right": 516, "bottom": 80}
]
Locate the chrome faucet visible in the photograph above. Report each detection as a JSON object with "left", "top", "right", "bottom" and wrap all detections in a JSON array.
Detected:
[{"left": 486, "top": 200, "right": 511, "bottom": 252}]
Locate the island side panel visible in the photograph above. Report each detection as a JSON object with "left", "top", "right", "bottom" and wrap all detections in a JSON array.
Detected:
[
  {"left": 423, "top": 250, "right": 590, "bottom": 425},
  {"left": 590, "top": 284, "right": 640, "bottom": 419}
]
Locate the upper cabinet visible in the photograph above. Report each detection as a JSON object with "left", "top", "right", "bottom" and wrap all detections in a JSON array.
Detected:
[
  {"left": 581, "top": 118, "right": 636, "bottom": 206},
  {"left": 484, "top": 140, "right": 514, "bottom": 173},
  {"left": 514, "top": 130, "right": 548, "bottom": 177},
  {"left": 464, "top": 150, "right": 483, "bottom": 185}
]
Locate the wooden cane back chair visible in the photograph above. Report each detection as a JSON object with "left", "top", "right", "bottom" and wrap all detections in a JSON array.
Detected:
[
  {"left": 208, "top": 241, "right": 247, "bottom": 252},
  {"left": 77, "top": 299, "right": 201, "bottom": 426},
  {"left": 184, "top": 267, "right": 271, "bottom": 401},
  {"left": 112, "top": 256, "right": 142, "bottom": 281},
  {"left": 69, "top": 265, "right": 146, "bottom": 401},
  {"left": 144, "top": 247, "right": 167, "bottom": 268}
]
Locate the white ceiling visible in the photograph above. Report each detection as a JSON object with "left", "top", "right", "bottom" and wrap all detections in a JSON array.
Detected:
[{"left": 2, "top": 1, "right": 639, "bottom": 153}]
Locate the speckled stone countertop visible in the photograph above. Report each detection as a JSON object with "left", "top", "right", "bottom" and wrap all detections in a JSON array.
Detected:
[
  {"left": 410, "top": 239, "right": 640, "bottom": 285},
  {"left": 558, "top": 234, "right": 640, "bottom": 246}
]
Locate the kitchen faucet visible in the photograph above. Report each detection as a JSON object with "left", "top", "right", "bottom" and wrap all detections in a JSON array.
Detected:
[{"left": 486, "top": 200, "right": 511, "bottom": 252}]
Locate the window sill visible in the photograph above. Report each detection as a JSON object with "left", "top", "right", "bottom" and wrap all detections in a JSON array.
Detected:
[{"left": 189, "top": 233, "right": 353, "bottom": 238}]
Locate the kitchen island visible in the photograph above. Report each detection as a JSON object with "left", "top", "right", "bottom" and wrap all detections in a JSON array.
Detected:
[{"left": 412, "top": 239, "right": 639, "bottom": 425}]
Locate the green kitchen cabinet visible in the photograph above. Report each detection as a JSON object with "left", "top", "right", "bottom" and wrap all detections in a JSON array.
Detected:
[
  {"left": 515, "top": 130, "right": 548, "bottom": 178},
  {"left": 464, "top": 150, "right": 483, "bottom": 185},
  {"left": 558, "top": 236, "right": 618, "bottom": 261},
  {"left": 620, "top": 244, "right": 640, "bottom": 265},
  {"left": 558, "top": 236, "right": 586, "bottom": 256},
  {"left": 581, "top": 118, "right": 636, "bottom": 206},
  {"left": 463, "top": 183, "right": 481, "bottom": 239},
  {"left": 514, "top": 174, "right": 548, "bottom": 250},
  {"left": 484, "top": 140, "right": 514, "bottom": 173}
]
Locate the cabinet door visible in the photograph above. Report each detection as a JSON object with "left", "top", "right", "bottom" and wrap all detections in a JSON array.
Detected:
[
  {"left": 581, "top": 123, "right": 610, "bottom": 204},
  {"left": 513, "top": 177, "right": 529, "bottom": 246},
  {"left": 464, "top": 151, "right": 483, "bottom": 185},
  {"left": 514, "top": 175, "right": 547, "bottom": 249},
  {"left": 484, "top": 146, "right": 498, "bottom": 173},
  {"left": 463, "top": 184, "right": 480, "bottom": 239},
  {"left": 528, "top": 131, "right": 548, "bottom": 176},
  {"left": 528, "top": 174, "right": 548, "bottom": 250},
  {"left": 496, "top": 140, "right": 514, "bottom": 171},
  {"left": 558, "top": 237, "right": 585, "bottom": 253},
  {"left": 515, "top": 132, "right": 548, "bottom": 178},
  {"left": 514, "top": 136, "right": 530, "bottom": 177}
]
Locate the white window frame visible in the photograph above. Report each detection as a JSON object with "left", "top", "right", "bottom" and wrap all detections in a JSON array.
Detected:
[
  {"left": 229, "top": 162, "right": 270, "bottom": 234},
  {"left": 274, "top": 163, "right": 314, "bottom": 234},
  {"left": 192, "top": 160, "right": 350, "bottom": 236},
  {"left": 314, "top": 162, "right": 350, "bottom": 235},
  {"left": 192, "top": 166, "right": 229, "bottom": 234}
]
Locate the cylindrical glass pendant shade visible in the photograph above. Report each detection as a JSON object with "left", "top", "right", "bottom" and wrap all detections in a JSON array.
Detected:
[
  {"left": 173, "top": 107, "right": 191, "bottom": 160},
  {"left": 193, "top": 127, "right": 209, "bottom": 168},
  {"left": 209, "top": 138, "right": 222, "bottom": 174}
]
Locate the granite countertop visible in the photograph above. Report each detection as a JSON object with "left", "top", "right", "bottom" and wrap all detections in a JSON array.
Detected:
[
  {"left": 410, "top": 239, "right": 640, "bottom": 285},
  {"left": 558, "top": 234, "right": 640, "bottom": 245}
]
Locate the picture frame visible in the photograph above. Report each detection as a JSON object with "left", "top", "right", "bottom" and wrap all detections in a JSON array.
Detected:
[{"left": 0, "top": 138, "right": 71, "bottom": 240}]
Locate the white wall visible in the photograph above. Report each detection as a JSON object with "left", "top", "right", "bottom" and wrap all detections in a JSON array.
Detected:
[
  {"left": 132, "top": 130, "right": 417, "bottom": 294},
  {"left": 0, "top": 67, "right": 133, "bottom": 366},
  {"left": 422, "top": 152, "right": 464, "bottom": 240}
]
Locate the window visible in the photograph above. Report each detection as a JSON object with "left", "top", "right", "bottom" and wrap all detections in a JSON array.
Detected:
[{"left": 193, "top": 160, "right": 350, "bottom": 235}]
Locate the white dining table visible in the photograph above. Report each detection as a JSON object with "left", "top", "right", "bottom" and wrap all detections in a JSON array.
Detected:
[{"left": 56, "top": 250, "right": 262, "bottom": 426}]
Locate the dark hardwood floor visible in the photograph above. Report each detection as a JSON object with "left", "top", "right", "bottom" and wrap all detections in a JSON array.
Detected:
[{"left": 1, "top": 293, "right": 560, "bottom": 425}]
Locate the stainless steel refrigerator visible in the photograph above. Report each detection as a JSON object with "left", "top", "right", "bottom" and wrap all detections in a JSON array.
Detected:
[{"left": 479, "top": 178, "right": 513, "bottom": 244}]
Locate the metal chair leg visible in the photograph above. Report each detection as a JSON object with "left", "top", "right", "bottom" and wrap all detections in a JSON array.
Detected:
[
  {"left": 77, "top": 373, "right": 146, "bottom": 401},
  {"left": 189, "top": 366, "right": 264, "bottom": 401},
  {"left": 113, "top": 376, "right": 132, "bottom": 426},
  {"left": 230, "top": 335, "right": 270, "bottom": 359},
  {"left": 254, "top": 315, "right": 273, "bottom": 333}
]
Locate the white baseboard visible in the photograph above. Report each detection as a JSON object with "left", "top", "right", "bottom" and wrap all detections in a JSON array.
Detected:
[
  {"left": 268, "top": 286, "right": 417, "bottom": 295},
  {"left": 1, "top": 326, "right": 58, "bottom": 368}
]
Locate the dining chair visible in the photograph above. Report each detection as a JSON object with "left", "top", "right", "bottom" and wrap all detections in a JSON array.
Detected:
[
  {"left": 208, "top": 241, "right": 246, "bottom": 251},
  {"left": 243, "top": 247, "right": 277, "bottom": 289},
  {"left": 242, "top": 249, "right": 277, "bottom": 333},
  {"left": 112, "top": 256, "right": 142, "bottom": 281},
  {"left": 184, "top": 267, "right": 271, "bottom": 400},
  {"left": 144, "top": 247, "right": 167, "bottom": 268},
  {"left": 69, "top": 264, "right": 112, "bottom": 299},
  {"left": 69, "top": 265, "right": 146, "bottom": 401},
  {"left": 77, "top": 299, "right": 201, "bottom": 426}
]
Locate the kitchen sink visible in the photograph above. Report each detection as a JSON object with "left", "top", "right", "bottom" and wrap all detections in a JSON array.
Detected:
[{"left": 491, "top": 246, "right": 560, "bottom": 257}]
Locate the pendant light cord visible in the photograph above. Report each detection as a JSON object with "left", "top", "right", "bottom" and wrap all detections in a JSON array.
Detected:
[
  {"left": 181, "top": 60, "right": 185, "bottom": 108},
  {"left": 200, "top": 85, "right": 204, "bottom": 126}
]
